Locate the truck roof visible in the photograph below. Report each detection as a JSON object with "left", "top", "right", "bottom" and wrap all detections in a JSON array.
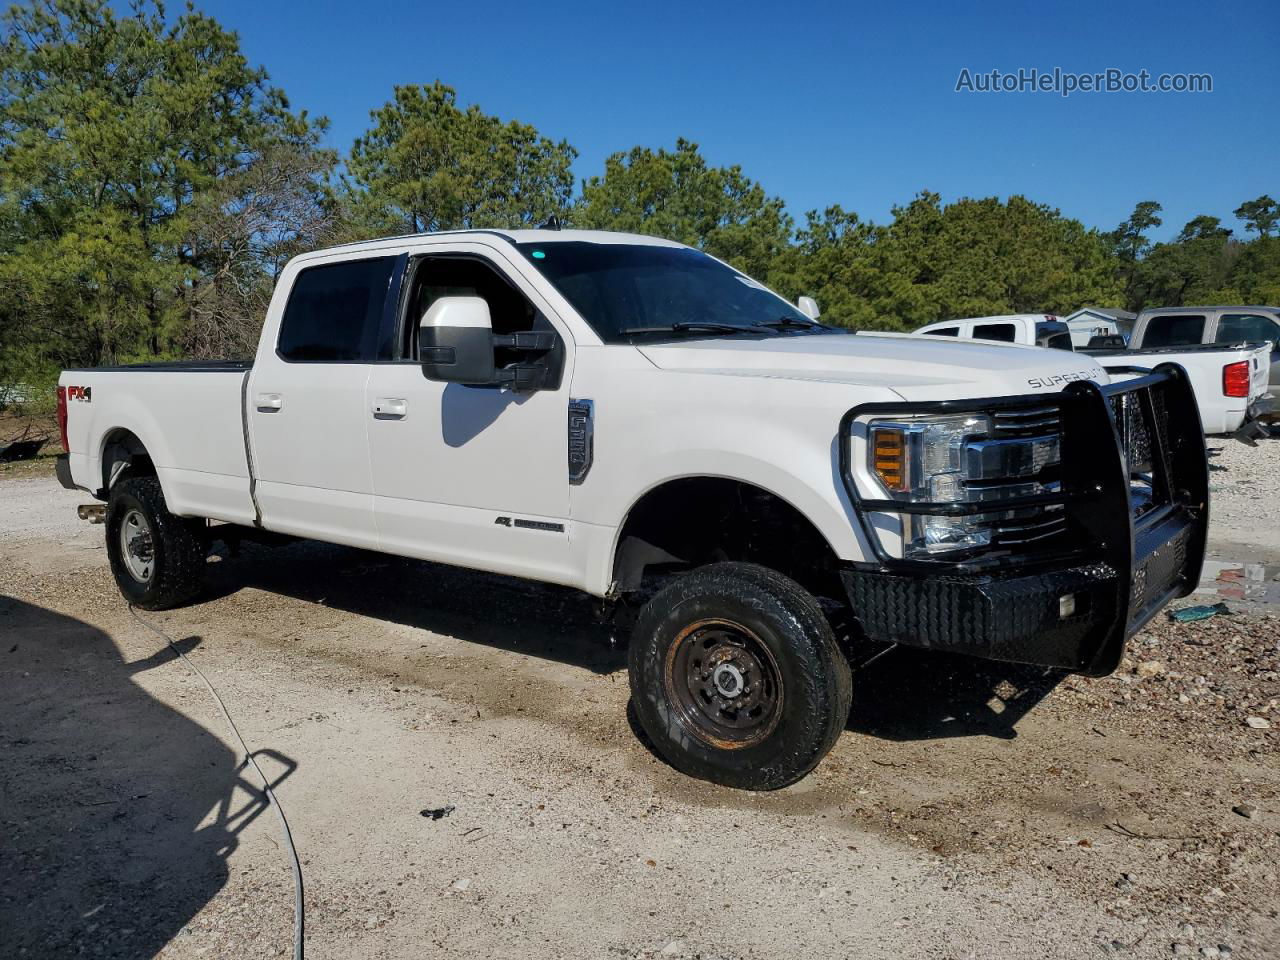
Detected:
[
  {"left": 310, "top": 227, "right": 686, "bottom": 258},
  {"left": 1136, "top": 304, "right": 1280, "bottom": 314},
  {"left": 918, "top": 314, "right": 1064, "bottom": 327}
]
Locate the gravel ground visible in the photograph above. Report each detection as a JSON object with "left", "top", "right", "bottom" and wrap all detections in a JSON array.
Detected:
[
  {"left": 2, "top": 440, "right": 1278, "bottom": 959},
  {"left": 1204, "top": 438, "right": 1280, "bottom": 561}
]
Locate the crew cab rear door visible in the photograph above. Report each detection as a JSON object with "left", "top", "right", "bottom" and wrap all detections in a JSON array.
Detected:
[
  {"left": 363, "top": 242, "right": 576, "bottom": 584},
  {"left": 246, "top": 252, "right": 401, "bottom": 548}
]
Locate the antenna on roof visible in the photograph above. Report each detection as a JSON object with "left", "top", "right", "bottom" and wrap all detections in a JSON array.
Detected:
[{"left": 539, "top": 215, "right": 563, "bottom": 231}]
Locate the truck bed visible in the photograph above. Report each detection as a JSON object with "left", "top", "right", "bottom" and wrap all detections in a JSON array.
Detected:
[
  {"left": 61, "top": 359, "right": 254, "bottom": 373},
  {"left": 60, "top": 361, "right": 256, "bottom": 525},
  {"left": 1080, "top": 341, "right": 1260, "bottom": 359},
  {"left": 1083, "top": 340, "right": 1270, "bottom": 435}
]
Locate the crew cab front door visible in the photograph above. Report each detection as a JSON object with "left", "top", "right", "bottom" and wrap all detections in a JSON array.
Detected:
[{"left": 364, "top": 246, "right": 575, "bottom": 584}]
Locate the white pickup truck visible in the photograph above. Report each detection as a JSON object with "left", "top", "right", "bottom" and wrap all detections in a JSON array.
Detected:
[
  {"left": 58, "top": 229, "right": 1210, "bottom": 790},
  {"left": 915, "top": 314, "right": 1271, "bottom": 437}
]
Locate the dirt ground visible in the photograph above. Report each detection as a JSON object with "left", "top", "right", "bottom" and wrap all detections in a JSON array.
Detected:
[{"left": 2, "top": 439, "right": 1277, "bottom": 959}]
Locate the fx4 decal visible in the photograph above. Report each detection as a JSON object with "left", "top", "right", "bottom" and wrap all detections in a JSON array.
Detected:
[{"left": 66, "top": 385, "right": 92, "bottom": 402}]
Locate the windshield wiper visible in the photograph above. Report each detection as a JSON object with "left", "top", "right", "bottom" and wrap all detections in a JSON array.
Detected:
[
  {"left": 753, "top": 316, "right": 829, "bottom": 332},
  {"left": 618, "top": 322, "right": 762, "bottom": 337}
]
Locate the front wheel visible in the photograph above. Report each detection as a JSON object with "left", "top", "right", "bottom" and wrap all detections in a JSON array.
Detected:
[
  {"left": 628, "top": 562, "right": 853, "bottom": 790},
  {"left": 105, "top": 476, "right": 207, "bottom": 610}
]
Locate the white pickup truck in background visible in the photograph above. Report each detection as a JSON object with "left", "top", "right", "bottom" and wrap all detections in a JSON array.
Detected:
[
  {"left": 914, "top": 314, "right": 1076, "bottom": 351},
  {"left": 58, "top": 229, "right": 1210, "bottom": 790},
  {"left": 1096, "top": 304, "right": 1280, "bottom": 402},
  {"left": 914, "top": 313, "right": 1271, "bottom": 436}
]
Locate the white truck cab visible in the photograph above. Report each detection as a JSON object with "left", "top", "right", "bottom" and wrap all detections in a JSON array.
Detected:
[
  {"left": 914, "top": 314, "right": 1075, "bottom": 350},
  {"left": 58, "top": 229, "right": 1209, "bottom": 790}
]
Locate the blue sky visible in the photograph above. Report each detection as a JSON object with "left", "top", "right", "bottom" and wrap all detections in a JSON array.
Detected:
[{"left": 198, "top": 0, "right": 1278, "bottom": 241}]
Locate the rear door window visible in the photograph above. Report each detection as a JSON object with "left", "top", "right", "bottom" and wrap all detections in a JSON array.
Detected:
[
  {"left": 1141, "top": 314, "right": 1205, "bottom": 348},
  {"left": 1214, "top": 313, "right": 1280, "bottom": 348},
  {"left": 929, "top": 326, "right": 959, "bottom": 336},
  {"left": 973, "top": 322, "right": 1017, "bottom": 343},
  {"left": 278, "top": 257, "right": 397, "bottom": 363}
]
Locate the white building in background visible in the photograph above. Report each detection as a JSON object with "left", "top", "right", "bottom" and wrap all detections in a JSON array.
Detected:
[{"left": 1062, "top": 306, "right": 1137, "bottom": 346}]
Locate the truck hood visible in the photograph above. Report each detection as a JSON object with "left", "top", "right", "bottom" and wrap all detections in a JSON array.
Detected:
[{"left": 636, "top": 332, "right": 1109, "bottom": 401}]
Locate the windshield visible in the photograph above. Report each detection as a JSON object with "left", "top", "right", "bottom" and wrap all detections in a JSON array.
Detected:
[{"left": 514, "top": 241, "right": 818, "bottom": 343}]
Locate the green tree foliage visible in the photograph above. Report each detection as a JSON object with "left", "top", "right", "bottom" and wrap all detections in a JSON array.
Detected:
[
  {"left": 1233, "top": 195, "right": 1278, "bottom": 238},
  {"left": 775, "top": 193, "right": 1121, "bottom": 330},
  {"left": 0, "top": 0, "right": 332, "bottom": 388},
  {"left": 345, "top": 82, "right": 576, "bottom": 237},
  {"left": 1107, "top": 201, "right": 1162, "bottom": 307},
  {"left": 1130, "top": 216, "right": 1237, "bottom": 307},
  {"left": 574, "top": 138, "right": 792, "bottom": 281},
  {"left": 1, "top": 0, "right": 1277, "bottom": 387},
  {"left": 1109, "top": 200, "right": 1164, "bottom": 261},
  {"left": 770, "top": 205, "right": 885, "bottom": 328},
  {"left": 1227, "top": 237, "right": 1280, "bottom": 304}
]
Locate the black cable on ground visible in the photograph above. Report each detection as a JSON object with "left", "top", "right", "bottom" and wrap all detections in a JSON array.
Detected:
[{"left": 128, "top": 605, "right": 305, "bottom": 960}]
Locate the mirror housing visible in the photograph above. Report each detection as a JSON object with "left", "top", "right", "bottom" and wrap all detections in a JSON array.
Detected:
[
  {"left": 796, "top": 296, "right": 821, "bottom": 320},
  {"left": 420, "top": 297, "right": 497, "bottom": 385}
]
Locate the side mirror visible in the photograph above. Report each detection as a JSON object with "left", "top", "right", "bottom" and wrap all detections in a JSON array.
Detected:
[
  {"left": 420, "top": 297, "right": 497, "bottom": 385},
  {"left": 796, "top": 296, "right": 821, "bottom": 320}
]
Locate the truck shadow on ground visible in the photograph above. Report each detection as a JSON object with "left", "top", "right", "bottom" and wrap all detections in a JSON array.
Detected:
[
  {"left": 845, "top": 647, "right": 1063, "bottom": 741},
  {"left": 205, "top": 540, "right": 627, "bottom": 674},
  {"left": 205, "top": 542, "right": 1061, "bottom": 744},
  {"left": 0, "top": 595, "right": 296, "bottom": 959}
]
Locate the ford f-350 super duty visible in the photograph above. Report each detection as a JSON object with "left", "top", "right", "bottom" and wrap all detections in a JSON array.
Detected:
[{"left": 57, "top": 229, "right": 1209, "bottom": 790}]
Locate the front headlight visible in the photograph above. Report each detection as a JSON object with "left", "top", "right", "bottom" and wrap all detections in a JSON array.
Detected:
[
  {"left": 857, "top": 411, "right": 1062, "bottom": 559},
  {"left": 868, "top": 415, "right": 994, "bottom": 556}
]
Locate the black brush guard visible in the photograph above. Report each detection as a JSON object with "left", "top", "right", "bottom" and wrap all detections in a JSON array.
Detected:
[{"left": 839, "top": 363, "right": 1209, "bottom": 677}]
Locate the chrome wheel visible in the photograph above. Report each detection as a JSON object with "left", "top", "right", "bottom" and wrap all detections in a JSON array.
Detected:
[{"left": 119, "top": 508, "right": 156, "bottom": 583}]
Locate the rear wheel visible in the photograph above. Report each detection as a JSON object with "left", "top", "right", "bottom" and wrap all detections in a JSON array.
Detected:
[
  {"left": 105, "top": 476, "right": 207, "bottom": 610},
  {"left": 628, "top": 562, "right": 852, "bottom": 790}
]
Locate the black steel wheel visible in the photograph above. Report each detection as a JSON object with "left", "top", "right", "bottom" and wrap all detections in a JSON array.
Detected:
[
  {"left": 629, "top": 562, "right": 853, "bottom": 790},
  {"left": 664, "top": 618, "right": 784, "bottom": 750}
]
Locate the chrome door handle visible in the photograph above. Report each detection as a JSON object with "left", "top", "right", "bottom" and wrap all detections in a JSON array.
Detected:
[
  {"left": 255, "top": 393, "right": 283, "bottom": 412},
  {"left": 372, "top": 398, "right": 407, "bottom": 419}
]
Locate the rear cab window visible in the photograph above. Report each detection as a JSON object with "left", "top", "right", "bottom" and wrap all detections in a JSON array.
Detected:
[
  {"left": 1141, "top": 314, "right": 1205, "bottom": 348},
  {"left": 278, "top": 257, "right": 398, "bottom": 362},
  {"left": 928, "top": 326, "right": 959, "bottom": 337},
  {"left": 1214, "top": 312, "right": 1280, "bottom": 350},
  {"left": 973, "top": 323, "right": 1017, "bottom": 343}
]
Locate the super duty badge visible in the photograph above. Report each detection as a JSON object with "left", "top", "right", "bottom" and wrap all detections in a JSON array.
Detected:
[{"left": 1026, "top": 370, "right": 1101, "bottom": 389}]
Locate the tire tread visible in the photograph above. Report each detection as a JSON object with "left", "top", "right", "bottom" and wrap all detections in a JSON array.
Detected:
[
  {"left": 105, "top": 476, "right": 206, "bottom": 610},
  {"left": 629, "top": 561, "right": 852, "bottom": 790}
]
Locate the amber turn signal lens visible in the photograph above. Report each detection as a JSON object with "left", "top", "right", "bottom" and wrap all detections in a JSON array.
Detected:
[{"left": 871, "top": 426, "right": 908, "bottom": 492}]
